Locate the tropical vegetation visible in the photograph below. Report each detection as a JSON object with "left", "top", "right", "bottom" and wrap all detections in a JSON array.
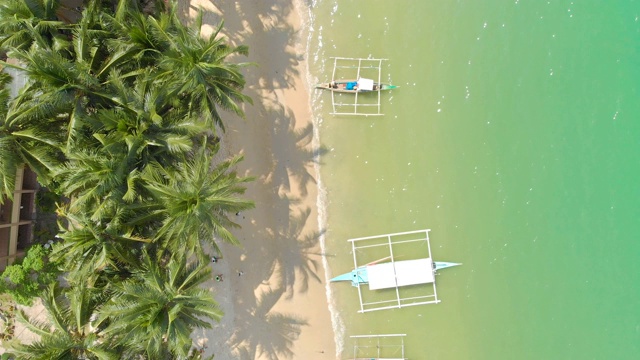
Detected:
[
  {"left": 0, "top": 245, "right": 60, "bottom": 306},
  {"left": 0, "top": 0, "right": 254, "bottom": 358}
]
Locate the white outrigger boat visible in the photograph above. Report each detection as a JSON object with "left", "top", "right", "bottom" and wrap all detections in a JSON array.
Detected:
[
  {"left": 331, "top": 260, "right": 460, "bottom": 287},
  {"left": 316, "top": 78, "right": 397, "bottom": 93},
  {"left": 317, "top": 57, "right": 396, "bottom": 116},
  {"left": 348, "top": 334, "right": 407, "bottom": 360},
  {"left": 331, "top": 229, "right": 460, "bottom": 313}
]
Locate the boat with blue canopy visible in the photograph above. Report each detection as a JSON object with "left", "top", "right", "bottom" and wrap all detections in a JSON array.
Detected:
[{"left": 316, "top": 57, "right": 397, "bottom": 116}]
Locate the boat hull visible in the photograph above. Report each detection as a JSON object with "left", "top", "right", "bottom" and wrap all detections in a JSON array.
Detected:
[
  {"left": 316, "top": 79, "right": 397, "bottom": 93},
  {"left": 434, "top": 261, "right": 462, "bottom": 271},
  {"left": 331, "top": 261, "right": 461, "bottom": 287}
]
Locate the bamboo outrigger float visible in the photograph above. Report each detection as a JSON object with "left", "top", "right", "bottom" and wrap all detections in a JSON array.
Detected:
[
  {"left": 348, "top": 334, "right": 407, "bottom": 360},
  {"left": 316, "top": 57, "right": 397, "bottom": 116},
  {"left": 331, "top": 229, "right": 460, "bottom": 313}
]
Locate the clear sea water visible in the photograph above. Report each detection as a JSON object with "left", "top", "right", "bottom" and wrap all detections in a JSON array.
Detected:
[{"left": 306, "top": 0, "right": 640, "bottom": 359}]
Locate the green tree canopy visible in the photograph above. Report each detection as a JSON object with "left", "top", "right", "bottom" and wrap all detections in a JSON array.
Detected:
[
  {"left": 0, "top": 0, "right": 255, "bottom": 357},
  {"left": 100, "top": 251, "right": 222, "bottom": 358},
  {"left": 8, "top": 283, "right": 119, "bottom": 359}
]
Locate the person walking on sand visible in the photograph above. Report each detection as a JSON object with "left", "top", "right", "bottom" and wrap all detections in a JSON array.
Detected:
[{"left": 215, "top": 274, "right": 223, "bottom": 282}]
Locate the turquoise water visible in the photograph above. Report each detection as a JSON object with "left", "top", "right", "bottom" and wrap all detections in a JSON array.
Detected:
[{"left": 307, "top": 1, "right": 640, "bottom": 358}]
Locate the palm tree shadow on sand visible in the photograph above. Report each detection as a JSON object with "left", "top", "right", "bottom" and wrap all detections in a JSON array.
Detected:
[
  {"left": 271, "top": 207, "right": 325, "bottom": 299},
  {"left": 178, "top": 0, "right": 303, "bottom": 91},
  {"left": 174, "top": 1, "right": 331, "bottom": 358},
  {"left": 269, "top": 106, "right": 327, "bottom": 198},
  {"left": 213, "top": 197, "right": 329, "bottom": 358},
  {"left": 230, "top": 287, "right": 308, "bottom": 360}
]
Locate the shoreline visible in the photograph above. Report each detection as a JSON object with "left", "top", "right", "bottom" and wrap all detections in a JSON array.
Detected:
[
  {"left": 183, "top": 1, "right": 338, "bottom": 358},
  {"left": 302, "top": 2, "right": 346, "bottom": 357}
]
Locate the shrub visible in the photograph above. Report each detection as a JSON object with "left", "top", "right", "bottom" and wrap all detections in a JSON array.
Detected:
[{"left": 0, "top": 245, "right": 61, "bottom": 305}]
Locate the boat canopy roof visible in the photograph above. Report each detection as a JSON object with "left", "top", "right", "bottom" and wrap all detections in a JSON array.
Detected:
[
  {"left": 357, "top": 78, "right": 375, "bottom": 91},
  {"left": 367, "top": 258, "right": 435, "bottom": 290}
]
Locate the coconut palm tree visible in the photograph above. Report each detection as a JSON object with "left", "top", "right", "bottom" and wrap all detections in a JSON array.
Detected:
[
  {"left": 6, "top": 283, "right": 120, "bottom": 359},
  {"left": 53, "top": 84, "right": 208, "bottom": 220},
  {"left": 50, "top": 209, "right": 151, "bottom": 285},
  {"left": 0, "top": 0, "right": 70, "bottom": 52},
  {"left": 156, "top": 12, "right": 253, "bottom": 132},
  {"left": 6, "top": 45, "right": 123, "bottom": 153},
  {"left": 139, "top": 144, "right": 254, "bottom": 258},
  {"left": 52, "top": 147, "right": 133, "bottom": 219},
  {"left": 99, "top": 250, "right": 222, "bottom": 358},
  {"left": 0, "top": 71, "right": 22, "bottom": 198},
  {"left": 110, "top": 2, "right": 252, "bottom": 132},
  {"left": 89, "top": 74, "right": 209, "bottom": 168},
  {"left": 1, "top": 1, "right": 257, "bottom": 357},
  {"left": 3, "top": 0, "right": 147, "bottom": 152},
  {"left": 0, "top": 71, "right": 61, "bottom": 200}
]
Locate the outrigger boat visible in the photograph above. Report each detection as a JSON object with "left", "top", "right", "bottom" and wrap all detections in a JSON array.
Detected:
[
  {"left": 316, "top": 78, "right": 397, "bottom": 93},
  {"left": 332, "top": 229, "right": 460, "bottom": 313},
  {"left": 317, "top": 57, "right": 396, "bottom": 116}
]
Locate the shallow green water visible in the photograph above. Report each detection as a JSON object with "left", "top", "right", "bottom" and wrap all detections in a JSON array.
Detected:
[{"left": 308, "top": 1, "right": 640, "bottom": 358}]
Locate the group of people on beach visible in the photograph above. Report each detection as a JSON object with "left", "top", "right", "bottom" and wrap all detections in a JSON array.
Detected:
[{"left": 211, "top": 256, "right": 243, "bottom": 282}]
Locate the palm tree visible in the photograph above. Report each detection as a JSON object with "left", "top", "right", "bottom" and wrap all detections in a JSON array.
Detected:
[
  {"left": 51, "top": 81, "right": 218, "bottom": 224},
  {"left": 140, "top": 144, "right": 255, "bottom": 258},
  {"left": 156, "top": 12, "right": 253, "bottom": 132},
  {"left": 111, "top": 2, "right": 252, "bottom": 132},
  {"left": 6, "top": 45, "right": 121, "bottom": 152},
  {"left": 0, "top": 71, "right": 60, "bottom": 200},
  {"left": 52, "top": 148, "right": 133, "bottom": 219},
  {"left": 99, "top": 250, "right": 222, "bottom": 358},
  {"left": 50, "top": 210, "right": 151, "bottom": 285},
  {"left": 0, "top": 0, "right": 70, "bottom": 52},
  {"left": 3, "top": 1, "right": 150, "bottom": 152},
  {"left": 89, "top": 74, "right": 209, "bottom": 169},
  {"left": 0, "top": 71, "right": 21, "bottom": 198},
  {"left": 6, "top": 283, "right": 120, "bottom": 359}
]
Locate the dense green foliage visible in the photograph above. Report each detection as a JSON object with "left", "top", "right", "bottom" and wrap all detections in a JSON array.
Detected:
[
  {"left": 0, "top": 0, "right": 254, "bottom": 358},
  {"left": 99, "top": 251, "right": 222, "bottom": 358},
  {"left": 10, "top": 284, "right": 122, "bottom": 359},
  {"left": 0, "top": 245, "right": 61, "bottom": 305}
]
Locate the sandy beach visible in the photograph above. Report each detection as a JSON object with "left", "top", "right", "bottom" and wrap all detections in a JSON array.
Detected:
[{"left": 178, "top": 1, "right": 336, "bottom": 359}]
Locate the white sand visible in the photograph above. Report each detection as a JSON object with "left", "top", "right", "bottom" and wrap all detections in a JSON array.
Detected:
[{"left": 182, "top": 1, "right": 336, "bottom": 359}]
